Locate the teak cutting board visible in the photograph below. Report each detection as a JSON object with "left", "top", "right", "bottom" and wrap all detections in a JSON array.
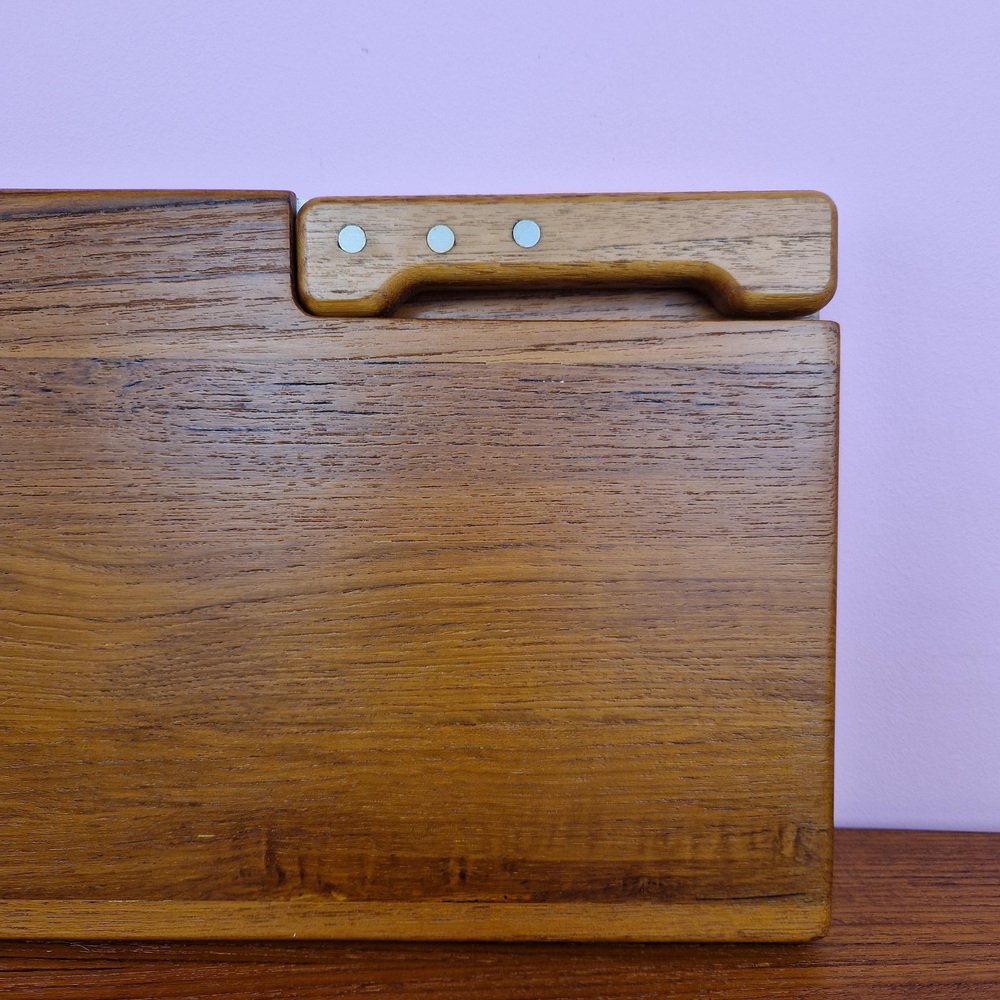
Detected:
[{"left": 0, "top": 190, "right": 838, "bottom": 941}]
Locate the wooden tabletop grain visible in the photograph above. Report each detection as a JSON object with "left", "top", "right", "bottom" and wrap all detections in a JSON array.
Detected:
[{"left": 0, "top": 829, "right": 997, "bottom": 998}]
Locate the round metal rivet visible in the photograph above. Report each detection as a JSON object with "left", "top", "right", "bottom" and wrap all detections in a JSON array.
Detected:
[
  {"left": 512, "top": 218, "right": 541, "bottom": 249},
  {"left": 426, "top": 224, "right": 455, "bottom": 254},
  {"left": 337, "top": 224, "right": 367, "bottom": 254}
]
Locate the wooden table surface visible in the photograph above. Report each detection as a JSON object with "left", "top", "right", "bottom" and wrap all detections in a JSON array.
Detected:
[{"left": 0, "top": 829, "right": 997, "bottom": 998}]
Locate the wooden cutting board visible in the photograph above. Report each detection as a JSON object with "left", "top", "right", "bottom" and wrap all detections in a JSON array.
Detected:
[{"left": 0, "top": 190, "right": 838, "bottom": 941}]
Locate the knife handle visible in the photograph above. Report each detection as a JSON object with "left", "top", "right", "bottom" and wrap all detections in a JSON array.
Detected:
[{"left": 295, "top": 191, "right": 836, "bottom": 319}]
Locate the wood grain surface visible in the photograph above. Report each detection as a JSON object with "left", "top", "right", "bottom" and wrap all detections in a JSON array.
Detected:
[
  {"left": 0, "top": 191, "right": 837, "bottom": 941},
  {"left": 296, "top": 192, "right": 837, "bottom": 317},
  {"left": 0, "top": 831, "right": 997, "bottom": 999}
]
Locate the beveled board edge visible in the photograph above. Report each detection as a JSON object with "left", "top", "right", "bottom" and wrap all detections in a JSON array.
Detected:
[{"left": 0, "top": 898, "right": 830, "bottom": 942}]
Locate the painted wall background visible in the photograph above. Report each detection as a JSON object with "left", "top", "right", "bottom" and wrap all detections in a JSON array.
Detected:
[{"left": 2, "top": 0, "right": 998, "bottom": 831}]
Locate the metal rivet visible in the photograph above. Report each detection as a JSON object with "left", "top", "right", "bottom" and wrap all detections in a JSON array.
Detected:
[
  {"left": 512, "top": 218, "right": 541, "bottom": 249},
  {"left": 337, "top": 224, "right": 367, "bottom": 254},
  {"left": 426, "top": 224, "right": 455, "bottom": 254}
]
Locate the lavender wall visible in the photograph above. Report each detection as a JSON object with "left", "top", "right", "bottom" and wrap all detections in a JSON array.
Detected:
[{"left": 3, "top": 0, "right": 998, "bottom": 830}]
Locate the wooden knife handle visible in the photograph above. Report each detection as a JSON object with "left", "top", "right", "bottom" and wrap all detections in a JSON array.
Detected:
[{"left": 295, "top": 191, "right": 836, "bottom": 318}]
